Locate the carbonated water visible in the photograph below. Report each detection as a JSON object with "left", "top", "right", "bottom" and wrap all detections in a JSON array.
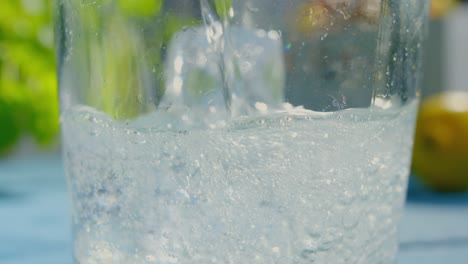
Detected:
[{"left": 62, "top": 101, "right": 417, "bottom": 263}]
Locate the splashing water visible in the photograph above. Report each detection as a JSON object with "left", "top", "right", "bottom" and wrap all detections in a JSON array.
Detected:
[{"left": 199, "top": 0, "right": 232, "bottom": 110}]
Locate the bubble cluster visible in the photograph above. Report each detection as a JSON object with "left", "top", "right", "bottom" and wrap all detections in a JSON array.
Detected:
[{"left": 62, "top": 101, "right": 417, "bottom": 263}]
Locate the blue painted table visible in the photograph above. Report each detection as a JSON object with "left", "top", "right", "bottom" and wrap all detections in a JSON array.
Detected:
[{"left": 1, "top": 154, "right": 467, "bottom": 263}]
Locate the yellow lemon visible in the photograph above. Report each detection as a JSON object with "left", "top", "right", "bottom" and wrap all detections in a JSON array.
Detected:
[
  {"left": 412, "top": 91, "right": 468, "bottom": 192},
  {"left": 431, "top": 0, "right": 459, "bottom": 19}
]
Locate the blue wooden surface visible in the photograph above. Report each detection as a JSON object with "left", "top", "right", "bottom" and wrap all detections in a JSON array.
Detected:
[{"left": 1, "top": 154, "right": 468, "bottom": 264}]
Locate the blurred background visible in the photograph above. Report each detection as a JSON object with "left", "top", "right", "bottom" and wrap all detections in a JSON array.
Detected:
[
  {"left": 410, "top": 0, "right": 468, "bottom": 193},
  {"left": 1, "top": 0, "right": 467, "bottom": 193},
  {"left": 0, "top": 0, "right": 58, "bottom": 157},
  {"left": 0, "top": 0, "right": 468, "bottom": 263}
]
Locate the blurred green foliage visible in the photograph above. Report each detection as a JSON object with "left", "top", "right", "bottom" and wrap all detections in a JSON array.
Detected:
[
  {"left": 119, "top": 0, "right": 163, "bottom": 17},
  {"left": 0, "top": 0, "right": 58, "bottom": 155},
  {"left": 70, "top": 0, "right": 205, "bottom": 119},
  {"left": 0, "top": 0, "right": 234, "bottom": 154},
  {"left": 214, "top": 0, "right": 232, "bottom": 18}
]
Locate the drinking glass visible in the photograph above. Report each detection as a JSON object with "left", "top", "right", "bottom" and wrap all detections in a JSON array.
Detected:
[{"left": 55, "top": 0, "right": 429, "bottom": 262}]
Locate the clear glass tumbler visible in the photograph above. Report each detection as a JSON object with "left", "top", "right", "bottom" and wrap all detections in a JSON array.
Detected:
[{"left": 55, "top": 0, "right": 429, "bottom": 263}]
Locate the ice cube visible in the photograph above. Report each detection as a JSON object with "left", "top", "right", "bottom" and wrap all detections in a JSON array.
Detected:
[
  {"left": 228, "top": 27, "right": 286, "bottom": 112},
  {"left": 162, "top": 26, "right": 226, "bottom": 112},
  {"left": 161, "top": 25, "right": 286, "bottom": 122}
]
